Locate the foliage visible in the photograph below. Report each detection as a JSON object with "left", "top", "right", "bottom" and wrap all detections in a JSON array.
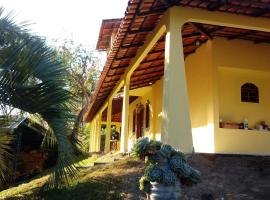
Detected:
[
  {"left": 52, "top": 39, "right": 100, "bottom": 152},
  {"left": 161, "top": 167, "right": 177, "bottom": 186},
  {"left": 29, "top": 114, "right": 58, "bottom": 150},
  {"left": 0, "top": 131, "right": 14, "bottom": 185},
  {"left": 139, "top": 176, "right": 151, "bottom": 194},
  {"left": 144, "top": 164, "right": 162, "bottom": 182},
  {"left": 0, "top": 8, "right": 78, "bottom": 188},
  {"left": 100, "top": 127, "right": 106, "bottom": 152},
  {"left": 131, "top": 138, "right": 201, "bottom": 194},
  {"left": 170, "top": 155, "right": 200, "bottom": 183},
  {"left": 160, "top": 144, "right": 173, "bottom": 158},
  {"left": 80, "top": 123, "right": 91, "bottom": 152},
  {"left": 110, "top": 126, "right": 118, "bottom": 140},
  {"left": 98, "top": 125, "right": 119, "bottom": 152},
  {"left": 53, "top": 39, "right": 100, "bottom": 103},
  {"left": 147, "top": 140, "right": 162, "bottom": 153},
  {"left": 131, "top": 137, "right": 149, "bottom": 158},
  {"left": 131, "top": 137, "right": 161, "bottom": 158}
]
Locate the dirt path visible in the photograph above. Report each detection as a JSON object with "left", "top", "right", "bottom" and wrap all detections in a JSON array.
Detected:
[{"left": 119, "top": 159, "right": 146, "bottom": 200}]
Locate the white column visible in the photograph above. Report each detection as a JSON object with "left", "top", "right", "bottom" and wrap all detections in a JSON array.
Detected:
[
  {"left": 105, "top": 98, "right": 112, "bottom": 153},
  {"left": 120, "top": 76, "right": 130, "bottom": 153},
  {"left": 161, "top": 15, "right": 193, "bottom": 153}
]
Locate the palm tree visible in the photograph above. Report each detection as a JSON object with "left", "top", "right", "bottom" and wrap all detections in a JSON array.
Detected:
[
  {"left": 0, "top": 127, "right": 14, "bottom": 186},
  {"left": 0, "top": 8, "right": 78, "bottom": 188}
]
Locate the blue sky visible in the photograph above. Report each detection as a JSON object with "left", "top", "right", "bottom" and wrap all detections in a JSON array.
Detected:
[{"left": 0, "top": 0, "right": 128, "bottom": 46}]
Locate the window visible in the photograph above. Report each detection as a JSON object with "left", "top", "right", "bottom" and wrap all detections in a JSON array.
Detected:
[
  {"left": 241, "top": 83, "right": 259, "bottom": 103},
  {"left": 145, "top": 100, "right": 150, "bottom": 129}
]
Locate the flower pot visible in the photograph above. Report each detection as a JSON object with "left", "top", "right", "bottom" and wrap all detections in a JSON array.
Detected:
[{"left": 150, "top": 181, "right": 181, "bottom": 200}]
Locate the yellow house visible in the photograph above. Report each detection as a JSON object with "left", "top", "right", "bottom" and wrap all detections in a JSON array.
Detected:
[{"left": 85, "top": 0, "right": 270, "bottom": 155}]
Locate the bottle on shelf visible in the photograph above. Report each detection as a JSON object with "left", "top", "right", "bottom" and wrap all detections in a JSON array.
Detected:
[
  {"left": 243, "top": 118, "right": 248, "bottom": 130},
  {"left": 219, "top": 118, "right": 223, "bottom": 128}
]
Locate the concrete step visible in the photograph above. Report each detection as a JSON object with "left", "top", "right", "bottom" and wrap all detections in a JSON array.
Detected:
[
  {"left": 79, "top": 161, "right": 113, "bottom": 168},
  {"left": 93, "top": 161, "right": 113, "bottom": 166},
  {"left": 79, "top": 152, "right": 128, "bottom": 169}
]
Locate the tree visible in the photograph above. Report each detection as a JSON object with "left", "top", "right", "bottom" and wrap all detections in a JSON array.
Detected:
[
  {"left": 0, "top": 8, "right": 77, "bottom": 188},
  {"left": 53, "top": 39, "right": 101, "bottom": 152}
]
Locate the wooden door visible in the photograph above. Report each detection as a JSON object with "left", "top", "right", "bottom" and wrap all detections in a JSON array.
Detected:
[{"left": 136, "top": 104, "right": 144, "bottom": 139}]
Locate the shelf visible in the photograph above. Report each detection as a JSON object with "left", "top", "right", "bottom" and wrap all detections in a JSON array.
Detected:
[{"left": 219, "top": 128, "right": 270, "bottom": 133}]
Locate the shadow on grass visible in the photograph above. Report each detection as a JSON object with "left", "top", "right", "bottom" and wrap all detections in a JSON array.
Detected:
[
  {"left": 3, "top": 176, "right": 123, "bottom": 200},
  {"left": 40, "top": 176, "right": 123, "bottom": 200},
  {"left": 2, "top": 158, "right": 145, "bottom": 200}
]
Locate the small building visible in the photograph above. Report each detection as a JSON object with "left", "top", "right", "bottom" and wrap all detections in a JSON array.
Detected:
[
  {"left": 0, "top": 116, "right": 54, "bottom": 187},
  {"left": 86, "top": 0, "right": 270, "bottom": 155}
]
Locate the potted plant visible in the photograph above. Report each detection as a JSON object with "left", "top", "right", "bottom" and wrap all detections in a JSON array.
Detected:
[{"left": 131, "top": 137, "right": 201, "bottom": 200}]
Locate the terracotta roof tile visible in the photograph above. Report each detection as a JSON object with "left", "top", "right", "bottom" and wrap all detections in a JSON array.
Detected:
[{"left": 86, "top": 0, "right": 270, "bottom": 122}]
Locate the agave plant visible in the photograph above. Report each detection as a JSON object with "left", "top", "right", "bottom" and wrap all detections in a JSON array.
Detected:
[
  {"left": 0, "top": 8, "right": 78, "bottom": 188},
  {"left": 132, "top": 138, "right": 201, "bottom": 195}
]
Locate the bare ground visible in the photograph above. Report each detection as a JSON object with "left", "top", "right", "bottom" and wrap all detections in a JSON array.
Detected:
[
  {"left": 122, "top": 154, "right": 270, "bottom": 200},
  {"left": 182, "top": 154, "right": 270, "bottom": 200}
]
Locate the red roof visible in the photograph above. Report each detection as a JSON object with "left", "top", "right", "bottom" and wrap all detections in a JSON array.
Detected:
[
  {"left": 101, "top": 96, "right": 138, "bottom": 122},
  {"left": 96, "top": 18, "right": 122, "bottom": 50},
  {"left": 86, "top": 0, "right": 270, "bottom": 122}
]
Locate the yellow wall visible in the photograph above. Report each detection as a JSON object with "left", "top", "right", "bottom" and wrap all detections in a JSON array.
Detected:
[
  {"left": 219, "top": 67, "right": 270, "bottom": 127},
  {"left": 152, "top": 78, "right": 164, "bottom": 141},
  {"left": 185, "top": 41, "right": 216, "bottom": 153},
  {"left": 214, "top": 38, "right": 270, "bottom": 155},
  {"left": 126, "top": 79, "right": 164, "bottom": 151},
  {"left": 214, "top": 38, "right": 270, "bottom": 72}
]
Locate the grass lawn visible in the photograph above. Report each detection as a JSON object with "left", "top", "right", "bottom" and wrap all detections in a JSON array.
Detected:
[{"left": 0, "top": 154, "right": 145, "bottom": 200}]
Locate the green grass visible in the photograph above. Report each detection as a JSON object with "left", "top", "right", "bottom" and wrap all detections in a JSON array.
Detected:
[{"left": 0, "top": 154, "right": 144, "bottom": 200}]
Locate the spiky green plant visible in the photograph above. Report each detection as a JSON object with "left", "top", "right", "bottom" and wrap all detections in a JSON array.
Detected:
[
  {"left": 147, "top": 140, "right": 162, "bottom": 152},
  {"left": 131, "top": 137, "right": 149, "bottom": 158},
  {"left": 131, "top": 138, "right": 201, "bottom": 195},
  {"left": 160, "top": 144, "right": 173, "bottom": 158},
  {"left": 144, "top": 164, "right": 163, "bottom": 182},
  {"left": 0, "top": 8, "right": 78, "bottom": 188},
  {"left": 139, "top": 176, "right": 151, "bottom": 194},
  {"left": 161, "top": 167, "right": 177, "bottom": 186}
]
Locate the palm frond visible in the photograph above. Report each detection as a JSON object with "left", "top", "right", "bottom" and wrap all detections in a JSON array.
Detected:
[
  {"left": 0, "top": 8, "right": 79, "bottom": 188},
  {"left": 0, "top": 129, "right": 14, "bottom": 184}
]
